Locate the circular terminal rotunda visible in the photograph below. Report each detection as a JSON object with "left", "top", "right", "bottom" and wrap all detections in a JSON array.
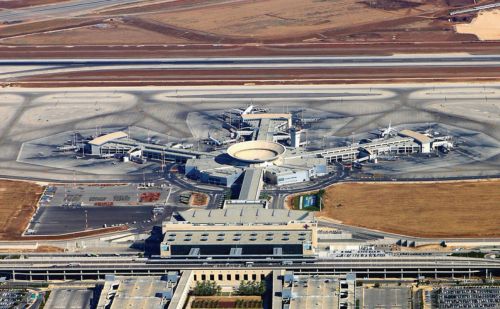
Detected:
[{"left": 226, "top": 140, "right": 286, "bottom": 163}]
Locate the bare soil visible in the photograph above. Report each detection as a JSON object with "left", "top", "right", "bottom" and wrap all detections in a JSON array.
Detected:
[
  {"left": 2, "top": 19, "right": 190, "bottom": 45},
  {"left": 0, "top": 0, "right": 488, "bottom": 46},
  {"left": 189, "top": 192, "right": 209, "bottom": 207},
  {"left": 320, "top": 180, "right": 500, "bottom": 238},
  {"left": 455, "top": 9, "right": 500, "bottom": 40},
  {"left": 0, "top": 180, "right": 44, "bottom": 240}
]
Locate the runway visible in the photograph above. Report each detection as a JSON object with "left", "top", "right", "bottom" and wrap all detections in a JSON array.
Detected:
[{"left": 2, "top": 54, "right": 500, "bottom": 80}]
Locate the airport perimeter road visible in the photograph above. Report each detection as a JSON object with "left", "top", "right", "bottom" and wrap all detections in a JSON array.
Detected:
[
  {"left": 2, "top": 54, "right": 500, "bottom": 80},
  {"left": 0, "top": 0, "right": 143, "bottom": 23}
]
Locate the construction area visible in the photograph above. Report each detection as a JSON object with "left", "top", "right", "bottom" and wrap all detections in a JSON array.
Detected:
[
  {"left": 320, "top": 180, "right": 500, "bottom": 238},
  {"left": 0, "top": 180, "right": 44, "bottom": 240}
]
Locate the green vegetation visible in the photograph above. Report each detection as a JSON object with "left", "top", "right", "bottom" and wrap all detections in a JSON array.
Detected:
[
  {"left": 234, "top": 299, "right": 263, "bottom": 308},
  {"left": 192, "top": 281, "right": 221, "bottom": 296},
  {"left": 450, "top": 251, "right": 486, "bottom": 258},
  {"left": 236, "top": 281, "right": 266, "bottom": 296},
  {"left": 191, "top": 298, "right": 263, "bottom": 308},
  {"left": 259, "top": 192, "right": 271, "bottom": 200},
  {"left": 191, "top": 299, "right": 220, "bottom": 308}
]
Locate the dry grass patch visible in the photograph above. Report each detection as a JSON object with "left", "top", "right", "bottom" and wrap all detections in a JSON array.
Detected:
[
  {"left": 320, "top": 180, "right": 500, "bottom": 238},
  {"left": 0, "top": 180, "right": 44, "bottom": 240},
  {"left": 147, "top": 0, "right": 432, "bottom": 39}
]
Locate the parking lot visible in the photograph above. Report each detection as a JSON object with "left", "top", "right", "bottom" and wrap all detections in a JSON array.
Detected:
[
  {"left": 287, "top": 275, "right": 354, "bottom": 309},
  {"left": 41, "top": 183, "right": 171, "bottom": 207},
  {"left": 45, "top": 288, "right": 94, "bottom": 309},
  {"left": 435, "top": 286, "right": 500, "bottom": 309},
  {"left": 361, "top": 286, "right": 411, "bottom": 309},
  {"left": 0, "top": 289, "right": 28, "bottom": 309}
]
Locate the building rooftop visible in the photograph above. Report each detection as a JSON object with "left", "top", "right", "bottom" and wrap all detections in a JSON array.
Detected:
[
  {"left": 399, "top": 129, "right": 433, "bottom": 144},
  {"left": 89, "top": 131, "right": 128, "bottom": 146},
  {"left": 163, "top": 229, "right": 313, "bottom": 246},
  {"left": 241, "top": 113, "right": 292, "bottom": 121},
  {"left": 173, "top": 207, "right": 315, "bottom": 225},
  {"left": 97, "top": 276, "right": 176, "bottom": 309},
  {"left": 238, "top": 168, "right": 263, "bottom": 201}
]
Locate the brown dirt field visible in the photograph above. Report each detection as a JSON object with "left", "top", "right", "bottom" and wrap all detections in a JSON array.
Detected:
[
  {"left": 2, "top": 20, "right": 190, "bottom": 45},
  {"left": 455, "top": 9, "right": 500, "bottom": 40},
  {"left": 0, "top": 180, "right": 44, "bottom": 240},
  {"left": 320, "top": 180, "right": 500, "bottom": 238},
  {"left": 0, "top": 0, "right": 491, "bottom": 47},
  {"left": 147, "top": 0, "right": 411, "bottom": 39}
]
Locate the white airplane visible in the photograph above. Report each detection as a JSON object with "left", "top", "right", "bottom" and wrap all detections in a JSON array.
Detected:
[
  {"left": 232, "top": 105, "right": 254, "bottom": 115},
  {"left": 379, "top": 122, "right": 396, "bottom": 138}
]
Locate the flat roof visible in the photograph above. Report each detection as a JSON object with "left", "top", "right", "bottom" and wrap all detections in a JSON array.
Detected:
[
  {"left": 163, "top": 229, "right": 312, "bottom": 246},
  {"left": 102, "top": 276, "right": 175, "bottom": 309},
  {"left": 175, "top": 208, "right": 314, "bottom": 225},
  {"left": 88, "top": 131, "right": 128, "bottom": 146},
  {"left": 399, "top": 129, "right": 432, "bottom": 144},
  {"left": 238, "top": 168, "right": 263, "bottom": 201},
  {"left": 241, "top": 113, "right": 291, "bottom": 120}
]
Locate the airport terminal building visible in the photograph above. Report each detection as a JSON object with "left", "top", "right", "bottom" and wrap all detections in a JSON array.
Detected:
[{"left": 160, "top": 207, "right": 317, "bottom": 258}]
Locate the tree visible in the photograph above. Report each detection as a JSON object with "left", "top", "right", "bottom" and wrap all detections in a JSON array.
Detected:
[
  {"left": 192, "top": 281, "right": 220, "bottom": 296},
  {"left": 236, "top": 280, "right": 266, "bottom": 296}
]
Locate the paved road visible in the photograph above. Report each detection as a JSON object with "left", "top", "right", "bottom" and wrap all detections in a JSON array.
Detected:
[
  {"left": 0, "top": 0, "right": 143, "bottom": 23},
  {"left": 2, "top": 55, "right": 500, "bottom": 79}
]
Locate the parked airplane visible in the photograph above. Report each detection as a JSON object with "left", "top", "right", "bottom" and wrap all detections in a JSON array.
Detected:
[
  {"left": 378, "top": 122, "right": 397, "bottom": 138},
  {"left": 232, "top": 105, "right": 254, "bottom": 115}
]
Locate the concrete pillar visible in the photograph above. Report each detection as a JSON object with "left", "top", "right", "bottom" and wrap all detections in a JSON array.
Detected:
[
  {"left": 401, "top": 269, "right": 403, "bottom": 279},
  {"left": 12, "top": 270, "right": 15, "bottom": 281},
  {"left": 384, "top": 269, "right": 387, "bottom": 279},
  {"left": 435, "top": 269, "right": 438, "bottom": 279}
]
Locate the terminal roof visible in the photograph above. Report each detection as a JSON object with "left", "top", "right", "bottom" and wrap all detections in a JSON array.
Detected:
[
  {"left": 399, "top": 129, "right": 432, "bottom": 144},
  {"left": 238, "top": 168, "right": 263, "bottom": 200},
  {"left": 88, "top": 131, "right": 128, "bottom": 146},
  {"left": 174, "top": 207, "right": 314, "bottom": 225}
]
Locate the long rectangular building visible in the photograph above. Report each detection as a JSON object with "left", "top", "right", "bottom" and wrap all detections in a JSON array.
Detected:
[{"left": 161, "top": 208, "right": 317, "bottom": 258}]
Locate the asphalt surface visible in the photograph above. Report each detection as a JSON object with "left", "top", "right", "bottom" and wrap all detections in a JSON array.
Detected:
[
  {"left": 0, "top": 0, "right": 143, "bottom": 23},
  {"left": 28, "top": 205, "right": 182, "bottom": 235},
  {"left": 2, "top": 55, "right": 500, "bottom": 79}
]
